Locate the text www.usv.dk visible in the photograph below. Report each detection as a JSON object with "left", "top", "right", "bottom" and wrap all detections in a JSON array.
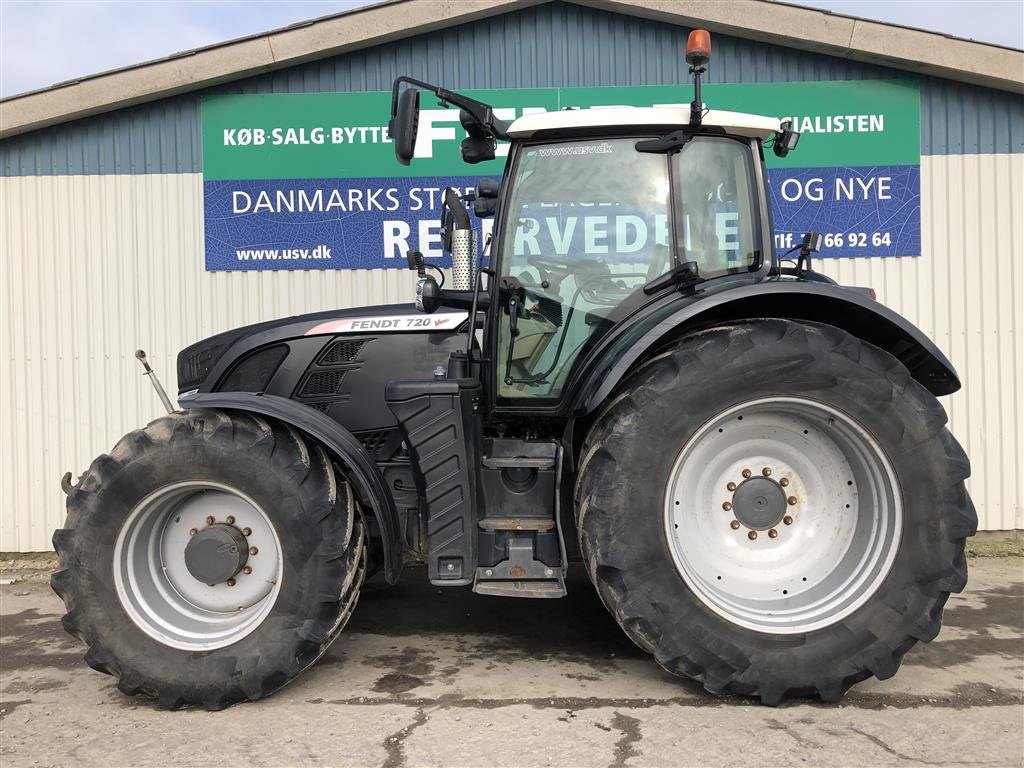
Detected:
[{"left": 235, "top": 245, "right": 333, "bottom": 261}]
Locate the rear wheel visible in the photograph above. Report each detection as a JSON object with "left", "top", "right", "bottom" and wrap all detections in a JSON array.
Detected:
[
  {"left": 575, "top": 319, "right": 976, "bottom": 704},
  {"left": 52, "top": 408, "right": 366, "bottom": 709}
]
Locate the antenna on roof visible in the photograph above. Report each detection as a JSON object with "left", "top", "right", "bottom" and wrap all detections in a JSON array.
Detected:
[{"left": 685, "top": 29, "right": 711, "bottom": 127}]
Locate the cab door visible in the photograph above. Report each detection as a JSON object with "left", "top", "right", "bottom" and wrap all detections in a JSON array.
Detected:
[{"left": 489, "top": 134, "right": 764, "bottom": 408}]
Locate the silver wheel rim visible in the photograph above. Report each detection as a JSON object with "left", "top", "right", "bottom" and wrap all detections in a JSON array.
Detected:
[
  {"left": 113, "top": 481, "right": 283, "bottom": 650},
  {"left": 664, "top": 397, "right": 902, "bottom": 634}
]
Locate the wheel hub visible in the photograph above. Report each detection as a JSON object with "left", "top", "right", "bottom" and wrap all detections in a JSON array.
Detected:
[
  {"left": 663, "top": 397, "right": 902, "bottom": 634},
  {"left": 184, "top": 523, "right": 249, "bottom": 584},
  {"left": 113, "top": 481, "right": 283, "bottom": 651},
  {"left": 731, "top": 477, "right": 786, "bottom": 530}
]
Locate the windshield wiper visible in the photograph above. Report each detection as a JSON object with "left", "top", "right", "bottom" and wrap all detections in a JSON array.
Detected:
[
  {"left": 642, "top": 260, "right": 705, "bottom": 295},
  {"left": 635, "top": 130, "right": 693, "bottom": 154}
]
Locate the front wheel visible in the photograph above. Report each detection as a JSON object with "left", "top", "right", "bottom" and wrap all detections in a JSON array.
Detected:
[
  {"left": 575, "top": 319, "right": 976, "bottom": 705},
  {"left": 52, "top": 409, "right": 366, "bottom": 709}
]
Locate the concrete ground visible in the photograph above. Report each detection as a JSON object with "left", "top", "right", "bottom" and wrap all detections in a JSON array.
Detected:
[{"left": 1, "top": 557, "right": 1022, "bottom": 768}]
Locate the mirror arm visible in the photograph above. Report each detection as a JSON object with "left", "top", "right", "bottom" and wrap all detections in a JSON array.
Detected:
[{"left": 390, "top": 76, "right": 510, "bottom": 140}]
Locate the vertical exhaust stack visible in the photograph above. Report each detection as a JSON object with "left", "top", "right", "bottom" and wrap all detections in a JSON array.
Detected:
[
  {"left": 450, "top": 230, "right": 478, "bottom": 292},
  {"left": 444, "top": 188, "right": 477, "bottom": 291}
]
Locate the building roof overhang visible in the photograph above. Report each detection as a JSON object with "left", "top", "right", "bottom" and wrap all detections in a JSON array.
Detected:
[{"left": 2, "top": 0, "right": 1022, "bottom": 140}]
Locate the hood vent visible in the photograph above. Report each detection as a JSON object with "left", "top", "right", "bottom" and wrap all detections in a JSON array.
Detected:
[
  {"left": 299, "top": 370, "right": 347, "bottom": 397},
  {"left": 317, "top": 337, "right": 371, "bottom": 365}
]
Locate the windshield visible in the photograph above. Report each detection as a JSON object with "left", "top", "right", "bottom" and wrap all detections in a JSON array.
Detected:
[{"left": 497, "top": 135, "right": 760, "bottom": 401}]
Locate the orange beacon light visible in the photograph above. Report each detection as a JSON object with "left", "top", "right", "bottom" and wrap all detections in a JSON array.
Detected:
[{"left": 686, "top": 29, "right": 711, "bottom": 67}]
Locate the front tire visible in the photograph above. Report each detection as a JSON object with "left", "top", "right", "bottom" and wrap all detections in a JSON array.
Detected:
[
  {"left": 52, "top": 408, "right": 366, "bottom": 709},
  {"left": 575, "top": 320, "right": 976, "bottom": 704}
]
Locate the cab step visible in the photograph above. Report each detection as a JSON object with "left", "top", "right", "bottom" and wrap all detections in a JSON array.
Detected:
[
  {"left": 481, "top": 456, "right": 557, "bottom": 469},
  {"left": 472, "top": 535, "right": 567, "bottom": 598}
]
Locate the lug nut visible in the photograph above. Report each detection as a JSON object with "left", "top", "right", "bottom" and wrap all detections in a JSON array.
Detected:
[
  {"left": 768, "top": 528, "right": 779, "bottom": 539},
  {"left": 242, "top": 566, "right": 252, "bottom": 575},
  {"left": 730, "top": 520, "right": 741, "bottom": 530},
  {"left": 742, "top": 469, "right": 752, "bottom": 479},
  {"left": 205, "top": 516, "right": 215, "bottom": 525},
  {"left": 249, "top": 546, "right": 258, "bottom": 555},
  {"left": 726, "top": 482, "right": 737, "bottom": 492},
  {"left": 722, "top": 501, "right": 733, "bottom": 511},
  {"left": 242, "top": 528, "right": 252, "bottom": 536},
  {"left": 747, "top": 531, "right": 758, "bottom": 541},
  {"left": 226, "top": 578, "right": 236, "bottom": 587},
  {"left": 762, "top": 467, "right": 772, "bottom": 477},
  {"left": 226, "top": 515, "right": 235, "bottom": 525},
  {"left": 779, "top": 477, "right": 790, "bottom": 487},
  {"left": 787, "top": 496, "right": 798, "bottom": 506},
  {"left": 783, "top": 515, "right": 793, "bottom": 525},
  {"left": 189, "top": 527, "right": 198, "bottom": 536}
]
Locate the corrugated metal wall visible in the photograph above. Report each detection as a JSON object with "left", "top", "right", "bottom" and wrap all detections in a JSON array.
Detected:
[
  {"left": 3, "top": 153, "right": 1021, "bottom": 551},
  {"left": 819, "top": 153, "right": 1023, "bottom": 532},
  {"left": 2, "top": 1, "right": 1022, "bottom": 550}
]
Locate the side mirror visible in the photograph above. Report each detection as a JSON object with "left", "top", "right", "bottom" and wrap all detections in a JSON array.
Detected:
[{"left": 389, "top": 88, "right": 420, "bottom": 165}]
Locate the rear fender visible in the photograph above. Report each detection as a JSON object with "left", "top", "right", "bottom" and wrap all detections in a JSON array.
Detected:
[
  {"left": 178, "top": 391, "right": 402, "bottom": 584},
  {"left": 572, "top": 281, "right": 960, "bottom": 416}
]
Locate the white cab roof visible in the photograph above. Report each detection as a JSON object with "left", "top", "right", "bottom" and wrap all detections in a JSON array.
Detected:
[{"left": 506, "top": 106, "right": 781, "bottom": 140}]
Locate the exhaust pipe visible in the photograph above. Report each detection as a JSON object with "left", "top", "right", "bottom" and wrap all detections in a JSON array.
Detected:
[{"left": 444, "top": 188, "right": 477, "bottom": 291}]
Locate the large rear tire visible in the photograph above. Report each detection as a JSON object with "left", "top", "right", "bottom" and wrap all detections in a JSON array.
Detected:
[
  {"left": 52, "top": 408, "right": 366, "bottom": 709},
  {"left": 575, "top": 319, "right": 976, "bottom": 705}
]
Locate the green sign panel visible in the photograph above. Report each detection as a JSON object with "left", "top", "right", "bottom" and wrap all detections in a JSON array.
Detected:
[{"left": 202, "top": 80, "right": 920, "bottom": 178}]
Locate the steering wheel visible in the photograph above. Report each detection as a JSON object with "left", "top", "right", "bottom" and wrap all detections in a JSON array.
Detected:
[
  {"left": 577, "top": 272, "right": 646, "bottom": 306},
  {"left": 526, "top": 256, "right": 575, "bottom": 289},
  {"left": 527, "top": 255, "right": 616, "bottom": 291}
]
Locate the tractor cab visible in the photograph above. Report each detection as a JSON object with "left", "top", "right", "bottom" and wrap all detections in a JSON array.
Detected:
[
  {"left": 494, "top": 108, "right": 776, "bottom": 401},
  {"left": 387, "top": 32, "right": 800, "bottom": 409}
]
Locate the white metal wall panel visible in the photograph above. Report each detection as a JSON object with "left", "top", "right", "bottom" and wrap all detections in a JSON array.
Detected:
[
  {"left": 1, "top": 156, "right": 1021, "bottom": 551},
  {"left": 818, "top": 153, "right": 1023, "bottom": 531}
]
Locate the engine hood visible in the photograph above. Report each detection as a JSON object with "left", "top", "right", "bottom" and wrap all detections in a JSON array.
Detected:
[{"left": 176, "top": 303, "right": 467, "bottom": 394}]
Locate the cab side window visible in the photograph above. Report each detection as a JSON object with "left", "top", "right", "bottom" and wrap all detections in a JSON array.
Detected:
[{"left": 675, "top": 139, "right": 758, "bottom": 275}]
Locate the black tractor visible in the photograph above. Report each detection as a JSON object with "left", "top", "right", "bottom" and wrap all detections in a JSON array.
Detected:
[{"left": 53, "top": 31, "right": 975, "bottom": 708}]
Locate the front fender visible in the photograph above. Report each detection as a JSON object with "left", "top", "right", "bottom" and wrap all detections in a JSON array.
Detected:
[
  {"left": 178, "top": 391, "right": 402, "bottom": 584},
  {"left": 571, "top": 281, "right": 960, "bottom": 416}
]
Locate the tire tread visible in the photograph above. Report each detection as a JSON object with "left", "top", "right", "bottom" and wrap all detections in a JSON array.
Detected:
[
  {"left": 51, "top": 408, "right": 366, "bottom": 710},
  {"left": 575, "top": 319, "right": 975, "bottom": 705}
]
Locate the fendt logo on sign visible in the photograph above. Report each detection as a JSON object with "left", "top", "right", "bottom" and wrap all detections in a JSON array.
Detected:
[{"left": 200, "top": 80, "right": 921, "bottom": 271}]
